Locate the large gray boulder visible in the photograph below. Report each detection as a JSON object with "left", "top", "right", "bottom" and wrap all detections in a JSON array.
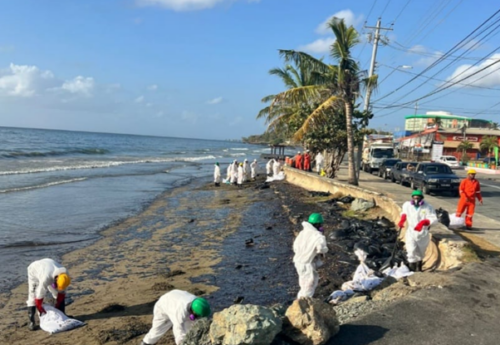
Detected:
[
  {"left": 182, "top": 318, "right": 212, "bottom": 345},
  {"left": 282, "top": 298, "right": 340, "bottom": 345},
  {"left": 209, "top": 304, "right": 282, "bottom": 345},
  {"left": 350, "top": 198, "right": 375, "bottom": 212}
]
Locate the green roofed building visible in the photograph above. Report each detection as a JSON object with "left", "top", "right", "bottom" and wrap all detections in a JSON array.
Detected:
[{"left": 404, "top": 111, "right": 491, "bottom": 132}]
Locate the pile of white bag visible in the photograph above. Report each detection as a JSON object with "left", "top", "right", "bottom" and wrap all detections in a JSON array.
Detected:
[
  {"left": 327, "top": 248, "right": 413, "bottom": 305},
  {"left": 40, "top": 305, "right": 85, "bottom": 334},
  {"left": 448, "top": 214, "right": 465, "bottom": 229},
  {"left": 266, "top": 172, "right": 286, "bottom": 182}
]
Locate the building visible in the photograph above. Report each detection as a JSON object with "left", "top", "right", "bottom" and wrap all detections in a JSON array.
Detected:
[
  {"left": 398, "top": 127, "right": 500, "bottom": 160},
  {"left": 404, "top": 111, "right": 491, "bottom": 132}
]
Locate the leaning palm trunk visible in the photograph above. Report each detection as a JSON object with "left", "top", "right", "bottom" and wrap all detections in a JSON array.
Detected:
[{"left": 345, "top": 102, "right": 358, "bottom": 185}]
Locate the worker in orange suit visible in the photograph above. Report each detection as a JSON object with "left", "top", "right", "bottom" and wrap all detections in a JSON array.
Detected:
[
  {"left": 455, "top": 169, "right": 483, "bottom": 230},
  {"left": 303, "top": 150, "right": 311, "bottom": 171},
  {"left": 295, "top": 152, "right": 303, "bottom": 170}
]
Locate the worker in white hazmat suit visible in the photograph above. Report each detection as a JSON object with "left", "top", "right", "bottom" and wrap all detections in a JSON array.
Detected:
[
  {"left": 315, "top": 152, "right": 324, "bottom": 173},
  {"left": 250, "top": 159, "right": 258, "bottom": 180},
  {"left": 226, "top": 162, "right": 233, "bottom": 181},
  {"left": 243, "top": 159, "right": 249, "bottom": 181},
  {"left": 26, "top": 258, "right": 71, "bottom": 331},
  {"left": 272, "top": 159, "right": 281, "bottom": 177},
  {"left": 266, "top": 159, "right": 275, "bottom": 176},
  {"left": 214, "top": 162, "right": 221, "bottom": 187},
  {"left": 237, "top": 163, "right": 244, "bottom": 186},
  {"left": 398, "top": 190, "right": 437, "bottom": 272},
  {"left": 230, "top": 160, "right": 238, "bottom": 185},
  {"left": 141, "top": 290, "right": 211, "bottom": 345},
  {"left": 293, "top": 213, "right": 328, "bottom": 298}
]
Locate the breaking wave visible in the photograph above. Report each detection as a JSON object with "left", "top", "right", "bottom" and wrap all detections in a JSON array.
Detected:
[
  {"left": 1, "top": 148, "right": 110, "bottom": 158},
  {"left": 0, "top": 155, "right": 217, "bottom": 176},
  {"left": 0, "top": 178, "right": 87, "bottom": 193}
]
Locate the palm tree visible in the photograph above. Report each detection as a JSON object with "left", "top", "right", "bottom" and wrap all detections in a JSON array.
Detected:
[
  {"left": 480, "top": 135, "right": 498, "bottom": 158},
  {"left": 490, "top": 122, "right": 499, "bottom": 130},
  {"left": 264, "top": 18, "right": 375, "bottom": 185},
  {"left": 457, "top": 140, "right": 473, "bottom": 163}
]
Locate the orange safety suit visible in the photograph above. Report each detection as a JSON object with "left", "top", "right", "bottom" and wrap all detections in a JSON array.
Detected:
[
  {"left": 456, "top": 178, "right": 482, "bottom": 228},
  {"left": 303, "top": 153, "right": 311, "bottom": 171},
  {"left": 295, "top": 154, "right": 303, "bottom": 170}
]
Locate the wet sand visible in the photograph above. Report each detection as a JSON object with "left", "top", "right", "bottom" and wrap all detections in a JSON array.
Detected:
[
  {"left": 0, "top": 177, "right": 300, "bottom": 345},
  {"left": 0, "top": 175, "right": 393, "bottom": 345}
]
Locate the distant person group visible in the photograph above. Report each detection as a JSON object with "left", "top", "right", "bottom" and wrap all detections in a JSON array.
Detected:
[
  {"left": 213, "top": 158, "right": 262, "bottom": 187},
  {"left": 285, "top": 150, "right": 325, "bottom": 175}
]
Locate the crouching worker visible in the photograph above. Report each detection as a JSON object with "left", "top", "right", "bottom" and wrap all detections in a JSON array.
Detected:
[
  {"left": 293, "top": 213, "right": 328, "bottom": 298},
  {"left": 27, "top": 258, "right": 71, "bottom": 330},
  {"left": 141, "top": 290, "right": 211, "bottom": 345},
  {"left": 398, "top": 190, "right": 437, "bottom": 272}
]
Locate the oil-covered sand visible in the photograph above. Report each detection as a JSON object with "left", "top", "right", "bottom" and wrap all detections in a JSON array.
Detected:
[{"left": 0, "top": 177, "right": 387, "bottom": 345}]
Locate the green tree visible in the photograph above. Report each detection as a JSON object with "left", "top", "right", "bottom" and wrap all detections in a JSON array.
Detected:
[
  {"left": 490, "top": 122, "right": 499, "bottom": 130},
  {"left": 480, "top": 135, "right": 498, "bottom": 158},
  {"left": 457, "top": 140, "right": 473, "bottom": 163},
  {"left": 261, "top": 18, "right": 375, "bottom": 185}
]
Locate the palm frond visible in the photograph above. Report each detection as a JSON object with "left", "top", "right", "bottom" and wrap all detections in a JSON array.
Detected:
[
  {"left": 294, "top": 96, "right": 341, "bottom": 140},
  {"left": 269, "top": 67, "right": 297, "bottom": 89}
]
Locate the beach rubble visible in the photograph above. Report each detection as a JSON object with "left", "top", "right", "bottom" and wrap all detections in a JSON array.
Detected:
[{"left": 282, "top": 298, "right": 340, "bottom": 345}]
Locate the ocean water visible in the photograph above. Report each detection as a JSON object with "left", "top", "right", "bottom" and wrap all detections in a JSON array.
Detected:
[{"left": 0, "top": 126, "right": 295, "bottom": 292}]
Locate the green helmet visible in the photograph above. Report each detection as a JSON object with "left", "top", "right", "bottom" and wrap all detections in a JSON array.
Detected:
[
  {"left": 215, "top": 162, "right": 219, "bottom": 166},
  {"left": 191, "top": 298, "right": 211, "bottom": 317},
  {"left": 411, "top": 190, "right": 424, "bottom": 197},
  {"left": 308, "top": 213, "right": 324, "bottom": 225}
]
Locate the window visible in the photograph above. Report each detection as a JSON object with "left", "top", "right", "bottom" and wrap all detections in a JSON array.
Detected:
[{"left": 424, "top": 165, "right": 452, "bottom": 174}]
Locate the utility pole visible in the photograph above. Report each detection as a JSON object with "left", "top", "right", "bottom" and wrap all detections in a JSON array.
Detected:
[{"left": 357, "top": 18, "right": 393, "bottom": 178}]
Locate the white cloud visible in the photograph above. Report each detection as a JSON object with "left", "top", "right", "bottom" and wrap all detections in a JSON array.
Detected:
[
  {"left": 445, "top": 53, "right": 500, "bottom": 88},
  {"left": 207, "top": 96, "right": 223, "bottom": 104},
  {"left": 298, "top": 38, "right": 335, "bottom": 54},
  {"left": 316, "top": 10, "right": 364, "bottom": 35},
  {"left": 61, "top": 76, "right": 94, "bottom": 96},
  {"left": 137, "top": 0, "right": 226, "bottom": 11},
  {"left": 0, "top": 63, "right": 55, "bottom": 97},
  {"left": 148, "top": 84, "right": 158, "bottom": 91},
  {"left": 135, "top": 95, "right": 145, "bottom": 103},
  {"left": 407, "top": 45, "right": 444, "bottom": 67},
  {"left": 146, "top": 102, "right": 153, "bottom": 107}
]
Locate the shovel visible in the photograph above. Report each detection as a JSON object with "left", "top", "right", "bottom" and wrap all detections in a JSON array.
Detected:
[{"left": 380, "top": 227, "right": 402, "bottom": 272}]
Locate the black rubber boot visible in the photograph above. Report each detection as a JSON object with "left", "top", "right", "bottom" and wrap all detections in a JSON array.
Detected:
[
  {"left": 417, "top": 261, "right": 423, "bottom": 272},
  {"left": 409, "top": 262, "right": 417, "bottom": 272},
  {"left": 28, "top": 306, "right": 37, "bottom": 331},
  {"left": 141, "top": 342, "right": 151, "bottom": 345}
]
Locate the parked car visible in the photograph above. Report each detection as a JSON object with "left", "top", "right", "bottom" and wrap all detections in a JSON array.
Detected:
[
  {"left": 438, "top": 155, "right": 460, "bottom": 168},
  {"left": 483, "top": 157, "right": 496, "bottom": 165},
  {"left": 389, "top": 161, "right": 418, "bottom": 186},
  {"left": 410, "top": 163, "right": 460, "bottom": 196},
  {"left": 377, "top": 158, "right": 402, "bottom": 179}
]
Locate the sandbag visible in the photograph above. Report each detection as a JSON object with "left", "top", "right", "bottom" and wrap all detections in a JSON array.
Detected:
[
  {"left": 265, "top": 172, "right": 286, "bottom": 182},
  {"left": 40, "top": 305, "right": 85, "bottom": 334},
  {"left": 449, "top": 214, "right": 465, "bottom": 229}
]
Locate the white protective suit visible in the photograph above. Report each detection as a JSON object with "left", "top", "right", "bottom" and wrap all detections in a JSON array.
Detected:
[
  {"left": 401, "top": 201, "right": 438, "bottom": 263},
  {"left": 272, "top": 160, "right": 280, "bottom": 176},
  {"left": 315, "top": 152, "right": 324, "bottom": 173},
  {"left": 142, "top": 290, "right": 197, "bottom": 345},
  {"left": 266, "top": 159, "right": 275, "bottom": 175},
  {"left": 250, "top": 160, "right": 258, "bottom": 179},
  {"left": 243, "top": 160, "right": 249, "bottom": 181},
  {"left": 230, "top": 162, "right": 238, "bottom": 184},
  {"left": 214, "top": 165, "right": 221, "bottom": 184},
  {"left": 226, "top": 164, "right": 232, "bottom": 180},
  {"left": 293, "top": 222, "right": 328, "bottom": 298},
  {"left": 27, "top": 259, "right": 67, "bottom": 307},
  {"left": 237, "top": 165, "right": 244, "bottom": 185}
]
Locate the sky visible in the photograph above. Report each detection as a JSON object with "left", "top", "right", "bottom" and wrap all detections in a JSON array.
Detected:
[{"left": 0, "top": 0, "right": 499, "bottom": 140}]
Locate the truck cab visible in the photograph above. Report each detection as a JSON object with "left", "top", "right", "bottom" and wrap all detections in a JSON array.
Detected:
[{"left": 362, "top": 145, "right": 395, "bottom": 174}]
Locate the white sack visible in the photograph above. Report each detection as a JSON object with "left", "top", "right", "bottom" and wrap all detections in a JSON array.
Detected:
[{"left": 40, "top": 305, "right": 85, "bottom": 334}]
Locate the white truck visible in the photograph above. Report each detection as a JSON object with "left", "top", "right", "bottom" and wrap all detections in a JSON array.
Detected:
[{"left": 362, "top": 143, "right": 395, "bottom": 174}]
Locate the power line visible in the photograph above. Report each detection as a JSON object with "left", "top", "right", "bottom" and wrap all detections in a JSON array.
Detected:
[
  {"left": 372, "top": 8, "right": 500, "bottom": 103},
  {"left": 380, "top": 0, "right": 393, "bottom": 18},
  {"left": 392, "top": 0, "right": 412, "bottom": 24}
]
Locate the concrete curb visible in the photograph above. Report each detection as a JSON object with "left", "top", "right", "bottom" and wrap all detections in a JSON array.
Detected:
[{"left": 283, "top": 167, "right": 468, "bottom": 270}]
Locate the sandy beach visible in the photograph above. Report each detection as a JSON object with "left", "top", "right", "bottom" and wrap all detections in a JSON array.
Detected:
[{"left": 0, "top": 176, "right": 302, "bottom": 345}]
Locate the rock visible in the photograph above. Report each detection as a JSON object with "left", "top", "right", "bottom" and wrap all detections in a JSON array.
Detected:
[
  {"left": 210, "top": 304, "right": 282, "bottom": 345},
  {"left": 183, "top": 318, "right": 212, "bottom": 345},
  {"left": 343, "top": 295, "right": 369, "bottom": 305},
  {"left": 282, "top": 298, "right": 340, "bottom": 345},
  {"left": 350, "top": 198, "right": 375, "bottom": 212}
]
